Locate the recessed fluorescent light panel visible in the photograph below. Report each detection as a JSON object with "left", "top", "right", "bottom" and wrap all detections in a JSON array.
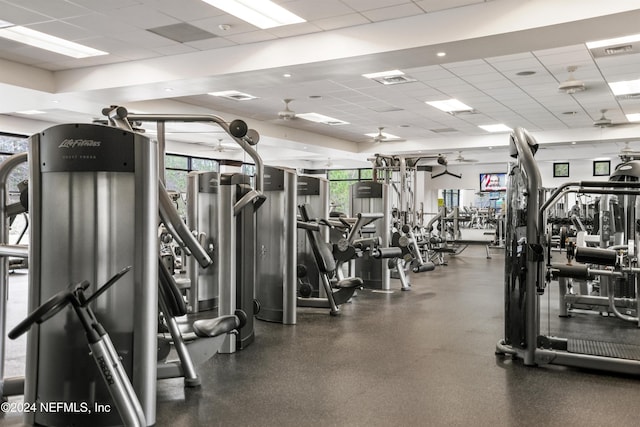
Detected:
[
  {"left": 362, "top": 70, "right": 404, "bottom": 79},
  {"left": 586, "top": 33, "right": 640, "bottom": 49},
  {"left": 609, "top": 79, "right": 640, "bottom": 96},
  {"left": 364, "top": 131, "right": 401, "bottom": 140},
  {"left": 627, "top": 113, "right": 640, "bottom": 122},
  {"left": 0, "top": 26, "right": 107, "bottom": 58},
  {"left": 426, "top": 99, "right": 474, "bottom": 113},
  {"left": 296, "top": 113, "right": 349, "bottom": 126},
  {"left": 362, "top": 69, "right": 416, "bottom": 85},
  {"left": 17, "top": 110, "right": 46, "bottom": 115},
  {"left": 201, "top": 0, "right": 305, "bottom": 29},
  {"left": 479, "top": 124, "right": 512, "bottom": 133},
  {"left": 208, "top": 90, "right": 258, "bottom": 101}
]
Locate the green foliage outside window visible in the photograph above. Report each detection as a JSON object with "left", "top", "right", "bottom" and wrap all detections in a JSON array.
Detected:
[
  {"left": 0, "top": 133, "right": 29, "bottom": 203},
  {"left": 328, "top": 168, "right": 373, "bottom": 217},
  {"left": 164, "top": 153, "right": 220, "bottom": 217}
]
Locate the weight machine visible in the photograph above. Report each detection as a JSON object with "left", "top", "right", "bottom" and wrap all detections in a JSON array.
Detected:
[
  {"left": 496, "top": 127, "right": 640, "bottom": 374},
  {"left": 103, "top": 106, "right": 265, "bottom": 354},
  {"left": 296, "top": 204, "right": 364, "bottom": 316}
]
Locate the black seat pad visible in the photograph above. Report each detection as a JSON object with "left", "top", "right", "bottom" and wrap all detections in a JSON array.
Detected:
[
  {"left": 192, "top": 315, "right": 239, "bottom": 338},
  {"left": 435, "top": 248, "right": 457, "bottom": 253},
  {"left": 335, "top": 277, "right": 363, "bottom": 289}
]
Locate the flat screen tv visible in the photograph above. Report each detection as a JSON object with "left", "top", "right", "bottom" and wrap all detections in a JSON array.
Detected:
[{"left": 479, "top": 172, "right": 507, "bottom": 192}]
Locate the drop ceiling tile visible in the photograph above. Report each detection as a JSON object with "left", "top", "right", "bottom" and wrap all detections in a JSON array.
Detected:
[
  {"left": 515, "top": 75, "right": 560, "bottom": 86},
  {"left": 28, "top": 20, "right": 95, "bottom": 40},
  {"left": 266, "top": 22, "right": 323, "bottom": 38},
  {"left": 190, "top": 15, "right": 257, "bottom": 36},
  {"left": 63, "top": 0, "right": 142, "bottom": 11},
  {"left": 409, "top": 67, "right": 456, "bottom": 81},
  {"left": 10, "top": 0, "right": 92, "bottom": 19},
  {"left": 0, "top": 1, "right": 51, "bottom": 25},
  {"left": 149, "top": 0, "right": 222, "bottom": 21},
  {"left": 223, "top": 30, "right": 276, "bottom": 44},
  {"left": 490, "top": 59, "right": 546, "bottom": 74},
  {"left": 111, "top": 29, "right": 181, "bottom": 49},
  {"left": 486, "top": 51, "right": 536, "bottom": 63},
  {"left": 185, "top": 37, "right": 235, "bottom": 51},
  {"left": 361, "top": 3, "right": 425, "bottom": 22},
  {"left": 64, "top": 13, "right": 139, "bottom": 35},
  {"left": 414, "top": 0, "right": 484, "bottom": 13},
  {"left": 152, "top": 43, "right": 199, "bottom": 56},
  {"left": 311, "top": 13, "right": 370, "bottom": 30},
  {"left": 339, "top": 0, "right": 410, "bottom": 12},
  {"left": 103, "top": 5, "right": 180, "bottom": 30},
  {"left": 462, "top": 72, "right": 512, "bottom": 84},
  {"left": 284, "top": 0, "right": 356, "bottom": 20}
]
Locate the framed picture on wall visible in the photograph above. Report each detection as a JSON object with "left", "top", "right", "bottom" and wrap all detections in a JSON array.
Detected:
[
  {"left": 553, "top": 162, "right": 569, "bottom": 178},
  {"left": 593, "top": 160, "right": 610, "bottom": 176}
]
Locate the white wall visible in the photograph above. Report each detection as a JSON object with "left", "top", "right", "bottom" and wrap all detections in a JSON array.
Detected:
[{"left": 419, "top": 158, "right": 621, "bottom": 213}]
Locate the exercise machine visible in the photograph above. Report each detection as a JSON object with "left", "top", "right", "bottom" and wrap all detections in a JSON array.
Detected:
[
  {"left": 0, "top": 153, "right": 29, "bottom": 401},
  {"left": 496, "top": 127, "right": 640, "bottom": 374},
  {"left": 255, "top": 166, "right": 297, "bottom": 324},
  {"left": 156, "top": 259, "right": 241, "bottom": 386},
  {"left": 350, "top": 181, "right": 391, "bottom": 289},
  {"left": 297, "top": 204, "right": 363, "bottom": 315},
  {"left": 26, "top": 123, "right": 158, "bottom": 426},
  {"left": 9, "top": 267, "right": 146, "bottom": 427},
  {"left": 296, "top": 175, "right": 330, "bottom": 298},
  {"left": 103, "top": 106, "right": 265, "bottom": 354},
  {"left": 219, "top": 173, "right": 265, "bottom": 350},
  {"left": 186, "top": 170, "right": 220, "bottom": 313}
]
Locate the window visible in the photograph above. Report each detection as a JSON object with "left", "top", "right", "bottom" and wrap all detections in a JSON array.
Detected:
[
  {"left": 164, "top": 154, "right": 220, "bottom": 193},
  {"left": 164, "top": 154, "right": 220, "bottom": 217},
  {"left": 553, "top": 162, "right": 569, "bottom": 178},
  {"left": 0, "top": 132, "right": 29, "bottom": 244},
  {"left": 0, "top": 132, "right": 29, "bottom": 153},
  {"left": 328, "top": 168, "right": 373, "bottom": 216},
  {"left": 593, "top": 160, "right": 610, "bottom": 177},
  {"left": 442, "top": 189, "right": 460, "bottom": 208},
  {"left": 0, "top": 132, "right": 29, "bottom": 204},
  {"left": 191, "top": 158, "right": 219, "bottom": 171}
]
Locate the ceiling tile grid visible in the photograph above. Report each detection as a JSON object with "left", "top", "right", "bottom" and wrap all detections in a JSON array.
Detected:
[{"left": 0, "top": 0, "right": 638, "bottom": 167}]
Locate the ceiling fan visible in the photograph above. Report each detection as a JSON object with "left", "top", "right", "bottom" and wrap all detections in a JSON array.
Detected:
[
  {"left": 211, "top": 138, "right": 241, "bottom": 153},
  {"left": 450, "top": 151, "right": 479, "bottom": 163},
  {"left": 593, "top": 109, "right": 637, "bottom": 128},
  {"left": 370, "top": 127, "right": 405, "bottom": 144},
  {"left": 617, "top": 141, "right": 640, "bottom": 161},
  {"left": 278, "top": 98, "right": 296, "bottom": 120},
  {"left": 558, "top": 65, "right": 586, "bottom": 94}
]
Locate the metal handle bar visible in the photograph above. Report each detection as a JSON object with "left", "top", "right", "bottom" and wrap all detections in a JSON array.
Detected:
[{"left": 8, "top": 266, "right": 132, "bottom": 339}]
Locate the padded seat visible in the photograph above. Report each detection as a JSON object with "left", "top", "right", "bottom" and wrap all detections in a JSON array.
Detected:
[
  {"left": 335, "top": 277, "right": 363, "bottom": 289},
  {"left": 435, "top": 248, "right": 457, "bottom": 253},
  {"left": 192, "top": 315, "right": 239, "bottom": 338}
]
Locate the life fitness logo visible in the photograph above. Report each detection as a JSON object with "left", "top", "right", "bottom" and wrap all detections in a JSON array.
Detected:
[{"left": 58, "top": 139, "right": 102, "bottom": 148}]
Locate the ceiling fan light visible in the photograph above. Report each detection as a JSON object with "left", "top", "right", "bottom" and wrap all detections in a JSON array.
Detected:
[{"left": 558, "top": 79, "right": 586, "bottom": 94}]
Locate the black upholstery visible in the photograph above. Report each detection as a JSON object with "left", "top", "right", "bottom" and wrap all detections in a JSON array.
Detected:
[
  {"left": 299, "top": 204, "right": 336, "bottom": 273},
  {"left": 298, "top": 203, "right": 362, "bottom": 290},
  {"left": 336, "top": 277, "right": 363, "bottom": 289},
  {"left": 192, "top": 315, "right": 239, "bottom": 338},
  {"left": 158, "top": 257, "right": 240, "bottom": 338}
]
